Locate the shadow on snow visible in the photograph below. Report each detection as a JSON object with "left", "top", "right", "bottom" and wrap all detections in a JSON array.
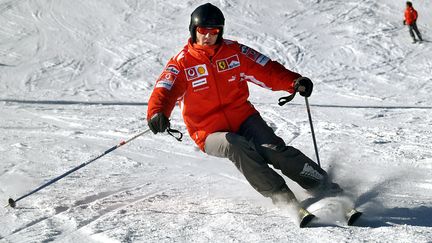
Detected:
[{"left": 353, "top": 179, "right": 432, "bottom": 228}]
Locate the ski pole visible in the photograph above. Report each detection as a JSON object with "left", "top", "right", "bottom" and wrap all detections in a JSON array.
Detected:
[
  {"left": 5, "top": 129, "right": 151, "bottom": 209},
  {"left": 304, "top": 96, "right": 321, "bottom": 167}
]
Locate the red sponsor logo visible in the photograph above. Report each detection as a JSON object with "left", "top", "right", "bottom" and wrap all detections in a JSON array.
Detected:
[{"left": 156, "top": 73, "right": 176, "bottom": 90}]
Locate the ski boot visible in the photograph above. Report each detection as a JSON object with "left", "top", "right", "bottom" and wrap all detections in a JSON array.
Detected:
[{"left": 270, "top": 186, "right": 315, "bottom": 228}]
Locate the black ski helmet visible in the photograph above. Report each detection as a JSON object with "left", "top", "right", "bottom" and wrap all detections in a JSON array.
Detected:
[{"left": 189, "top": 3, "right": 225, "bottom": 43}]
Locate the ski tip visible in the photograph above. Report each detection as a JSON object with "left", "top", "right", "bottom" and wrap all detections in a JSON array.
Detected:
[
  {"left": 299, "top": 208, "right": 315, "bottom": 228},
  {"left": 347, "top": 210, "right": 362, "bottom": 226},
  {"left": 300, "top": 213, "right": 315, "bottom": 228}
]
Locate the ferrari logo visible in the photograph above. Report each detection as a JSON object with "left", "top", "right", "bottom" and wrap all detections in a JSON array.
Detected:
[{"left": 217, "top": 60, "right": 227, "bottom": 71}]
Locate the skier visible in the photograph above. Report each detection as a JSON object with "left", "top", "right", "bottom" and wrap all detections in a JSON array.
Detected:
[
  {"left": 403, "top": 1, "right": 422, "bottom": 43},
  {"left": 147, "top": 3, "right": 340, "bottom": 207}
]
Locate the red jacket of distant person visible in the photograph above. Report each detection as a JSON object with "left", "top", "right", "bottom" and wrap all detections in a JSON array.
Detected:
[{"left": 405, "top": 5, "right": 418, "bottom": 25}]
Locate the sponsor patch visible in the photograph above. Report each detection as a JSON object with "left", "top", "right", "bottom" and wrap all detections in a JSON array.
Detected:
[
  {"left": 240, "top": 45, "right": 249, "bottom": 54},
  {"left": 156, "top": 80, "right": 174, "bottom": 90},
  {"left": 216, "top": 55, "right": 240, "bottom": 72},
  {"left": 155, "top": 73, "right": 176, "bottom": 90},
  {"left": 256, "top": 54, "right": 270, "bottom": 66},
  {"left": 246, "top": 49, "right": 260, "bottom": 61},
  {"left": 240, "top": 45, "right": 270, "bottom": 66},
  {"left": 192, "top": 78, "right": 207, "bottom": 88},
  {"left": 185, "top": 64, "right": 208, "bottom": 81},
  {"left": 165, "top": 65, "right": 180, "bottom": 75},
  {"left": 217, "top": 60, "right": 228, "bottom": 71},
  {"left": 227, "top": 55, "right": 240, "bottom": 69}
]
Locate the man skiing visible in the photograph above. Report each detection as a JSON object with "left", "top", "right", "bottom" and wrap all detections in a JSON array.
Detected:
[
  {"left": 404, "top": 1, "right": 422, "bottom": 43},
  {"left": 147, "top": 3, "right": 340, "bottom": 207}
]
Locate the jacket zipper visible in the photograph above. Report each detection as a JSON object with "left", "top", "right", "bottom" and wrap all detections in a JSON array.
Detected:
[{"left": 208, "top": 50, "right": 233, "bottom": 131}]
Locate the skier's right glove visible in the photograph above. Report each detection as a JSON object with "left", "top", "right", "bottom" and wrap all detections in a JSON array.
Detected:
[
  {"left": 403, "top": 20, "right": 406, "bottom": 25},
  {"left": 148, "top": 113, "right": 169, "bottom": 134},
  {"left": 294, "top": 77, "right": 313, "bottom": 97}
]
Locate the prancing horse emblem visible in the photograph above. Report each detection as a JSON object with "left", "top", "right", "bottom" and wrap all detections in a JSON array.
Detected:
[{"left": 217, "top": 60, "right": 227, "bottom": 70}]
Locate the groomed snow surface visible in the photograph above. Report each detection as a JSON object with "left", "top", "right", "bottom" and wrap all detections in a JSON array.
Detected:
[{"left": 1, "top": 0, "right": 431, "bottom": 242}]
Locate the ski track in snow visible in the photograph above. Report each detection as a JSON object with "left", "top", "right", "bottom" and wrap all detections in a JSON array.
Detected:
[{"left": 1, "top": 0, "right": 432, "bottom": 242}]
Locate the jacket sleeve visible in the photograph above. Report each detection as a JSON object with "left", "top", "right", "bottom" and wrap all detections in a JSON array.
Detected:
[
  {"left": 238, "top": 43, "right": 301, "bottom": 93},
  {"left": 147, "top": 58, "right": 187, "bottom": 120}
]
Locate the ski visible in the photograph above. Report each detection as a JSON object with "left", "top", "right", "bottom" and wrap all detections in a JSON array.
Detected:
[
  {"left": 298, "top": 207, "right": 315, "bottom": 228},
  {"left": 346, "top": 208, "right": 362, "bottom": 226},
  {"left": 298, "top": 207, "right": 362, "bottom": 227}
]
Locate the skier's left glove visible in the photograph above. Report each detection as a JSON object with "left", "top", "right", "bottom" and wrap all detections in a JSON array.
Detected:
[
  {"left": 148, "top": 113, "right": 169, "bottom": 134},
  {"left": 294, "top": 77, "right": 313, "bottom": 97}
]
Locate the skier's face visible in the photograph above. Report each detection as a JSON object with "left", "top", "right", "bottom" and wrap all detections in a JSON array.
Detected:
[{"left": 195, "top": 27, "right": 219, "bottom": 45}]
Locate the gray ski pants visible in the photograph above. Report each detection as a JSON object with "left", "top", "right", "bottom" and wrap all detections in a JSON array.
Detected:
[
  {"left": 204, "top": 113, "right": 327, "bottom": 200},
  {"left": 408, "top": 22, "right": 422, "bottom": 41}
]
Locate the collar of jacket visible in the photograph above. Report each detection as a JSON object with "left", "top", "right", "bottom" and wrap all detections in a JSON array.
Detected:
[{"left": 187, "top": 38, "right": 223, "bottom": 61}]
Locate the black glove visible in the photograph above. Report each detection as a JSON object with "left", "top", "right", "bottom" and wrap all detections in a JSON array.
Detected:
[
  {"left": 403, "top": 20, "right": 406, "bottom": 25},
  {"left": 294, "top": 77, "right": 313, "bottom": 97},
  {"left": 148, "top": 113, "right": 169, "bottom": 134}
]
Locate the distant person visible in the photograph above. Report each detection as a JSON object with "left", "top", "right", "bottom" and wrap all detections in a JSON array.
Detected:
[
  {"left": 404, "top": 1, "right": 422, "bottom": 43},
  {"left": 147, "top": 3, "right": 341, "bottom": 207}
]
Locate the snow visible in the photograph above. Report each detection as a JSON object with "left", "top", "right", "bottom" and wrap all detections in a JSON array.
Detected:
[{"left": 1, "top": 0, "right": 432, "bottom": 242}]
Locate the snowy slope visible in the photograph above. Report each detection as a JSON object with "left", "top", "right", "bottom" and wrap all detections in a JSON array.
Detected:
[{"left": 1, "top": 0, "right": 432, "bottom": 242}]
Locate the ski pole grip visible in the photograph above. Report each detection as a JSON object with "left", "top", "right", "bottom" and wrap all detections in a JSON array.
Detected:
[{"left": 297, "top": 86, "right": 306, "bottom": 92}]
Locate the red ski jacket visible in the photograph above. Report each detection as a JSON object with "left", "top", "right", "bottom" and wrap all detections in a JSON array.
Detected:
[
  {"left": 147, "top": 39, "right": 301, "bottom": 151},
  {"left": 405, "top": 6, "right": 418, "bottom": 25}
]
